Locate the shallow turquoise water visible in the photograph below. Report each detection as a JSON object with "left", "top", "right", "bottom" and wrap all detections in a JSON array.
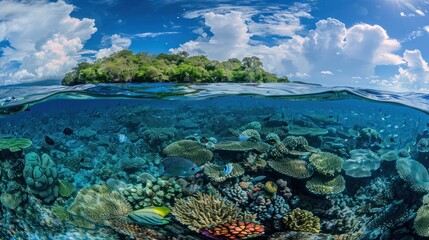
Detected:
[{"left": 0, "top": 83, "right": 429, "bottom": 239}]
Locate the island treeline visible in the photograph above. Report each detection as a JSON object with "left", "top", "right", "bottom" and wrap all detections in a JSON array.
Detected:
[{"left": 62, "top": 50, "right": 289, "bottom": 85}]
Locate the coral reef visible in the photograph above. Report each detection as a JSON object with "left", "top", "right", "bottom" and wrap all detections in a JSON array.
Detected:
[
  {"left": 268, "top": 158, "right": 314, "bottom": 179},
  {"left": 163, "top": 140, "right": 213, "bottom": 166},
  {"left": 417, "top": 138, "right": 429, "bottom": 153},
  {"left": 396, "top": 158, "right": 429, "bottom": 192},
  {"left": 223, "top": 183, "right": 249, "bottom": 205},
  {"left": 240, "top": 129, "right": 261, "bottom": 141},
  {"left": 0, "top": 137, "right": 32, "bottom": 152},
  {"left": 264, "top": 181, "right": 278, "bottom": 194},
  {"left": 342, "top": 149, "right": 381, "bottom": 178},
  {"left": 202, "top": 220, "right": 265, "bottom": 239},
  {"left": 414, "top": 194, "right": 429, "bottom": 237},
  {"left": 247, "top": 195, "right": 290, "bottom": 229},
  {"left": 23, "top": 152, "right": 59, "bottom": 204},
  {"left": 58, "top": 179, "right": 75, "bottom": 198},
  {"left": 204, "top": 163, "right": 245, "bottom": 182},
  {"left": 171, "top": 192, "right": 241, "bottom": 231},
  {"left": 283, "top": 208, "right": 320, "bottom": 233}
]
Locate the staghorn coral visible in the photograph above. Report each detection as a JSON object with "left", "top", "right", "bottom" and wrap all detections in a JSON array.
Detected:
[
  {"left": 240, "top": 129, "right": 261, "bottom": 141},
  {"left": 309, "top": 152, "right": 343, "bottom": 176},
  {"left": 202, "top": 220, "right": 265, "bottom": 240},
  {"left": 68, "top": 184, "right": 132, "bottom": 225},
  {"left": 283, "top": 208, "right": 320, "bottom": 233},
  {"left": 305, "top": 175, "right": 345, "bottom": 195},
  {"left": 0, "top": 137, "right": 32, "bottom": 152},
  {"left": 204, "top": 163, "right": 245, "bottom": 182},
  {"left": 121, "top": 177, "right": 182, "bottom": 209},
  {"left": 396, "top": 158, "right": 429, "bottom": 192},
  {"left": 23, "top": 152, "right": 59, "bottom": 204},
  {"left": 264, "top": 181, "right": 278, "bottom": 194},
  {"left": 342, "top": 149, "right": 381, "bottom": 178},
  {"left": 268, "top": 159, "right": 314, "bottom": 179},
  {"left": 163, "top": 140, "right": 213, "bottom": 166},
  {"left": 171, "top": 192, "right": 241, "bottom": 231}
]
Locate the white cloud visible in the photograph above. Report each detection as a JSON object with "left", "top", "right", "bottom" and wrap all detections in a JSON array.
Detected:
[
  {"left": 0, "top": 0, "right": 96, "bottom": 85},
  {"left": 391, "top": 50, "right": 429, "bottom": 91},
  {"left": 95, "top": 34, "right": 131, "bottom": 59},
  {"left": 135, "top": 32, "right": 179, "bottom": 38},
  {"left": 415, "top": 9, "right": 425, "bottom": 16},
  {"left": 321, "top": 71, "right": 333, "bottom": 75},
  {"left": 172, "top": 11, "right": 403, "bottom": 88},
  {"left": 424, "top": 26, "right": 429, "bottom": 33}
]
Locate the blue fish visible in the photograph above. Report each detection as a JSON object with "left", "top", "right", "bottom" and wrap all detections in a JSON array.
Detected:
[
  {"left": 128, "top": 207, "right": 171, "bottom": 225},
  {"left": 223, "top": 163, "right": 234, "bottom": 175},
  {"left": 162, "top": 157, "right": 201, "bottom": 177},
  {"left": 238, "top": 135, "right": 250, "bottom": 141}
]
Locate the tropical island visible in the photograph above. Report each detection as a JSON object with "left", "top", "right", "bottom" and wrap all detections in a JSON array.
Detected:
[{"left": 61, "top": 50, "right": 289, "bottom": 85}]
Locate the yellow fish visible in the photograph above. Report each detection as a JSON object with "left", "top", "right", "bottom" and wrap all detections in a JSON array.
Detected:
[{"left": 128, "top": 206, "right": 171, "bottom": 225}]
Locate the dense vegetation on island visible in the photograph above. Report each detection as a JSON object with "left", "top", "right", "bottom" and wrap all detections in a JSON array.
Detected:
[{"left": 62, "top": 50, "right": 289, "bottom": 85}]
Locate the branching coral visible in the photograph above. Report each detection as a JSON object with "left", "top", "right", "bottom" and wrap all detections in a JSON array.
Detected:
[
  {"left": 204, "top": 163, "right": 245, "bottom": 182},
  {"left": 268, "top": 159, "right": 314, "bottom": 179},
  {"left": 163, "top": 140, "right": 213, "bottom": 166},
  {"left": 309, "top": 152, "right": 343, "bottom": 176},
  {"left": 305, "top": 175, "right": 345, "bottom": 195},
  {"left": 283, "top": 208, "right": 320, "bottom": 233},
  {"left": 171, "top": 192, "right": 241, "bottom": 231}
]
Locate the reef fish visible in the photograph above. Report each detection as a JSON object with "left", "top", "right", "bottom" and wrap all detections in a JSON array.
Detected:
[
  {"left": 44, "top": 136, "right": 55, "bottom": 145},
  {"left": 128, "top": 206, "right": 171, "bottom": 225},
  {"left": 161, "top": 157, "right": 201, "bottom": 177},
  {"left": 118, "top": 133, "right": 128, "bottom": 143},
  {"left": 223, "top": 163, "right": 234, "bottom": 175},
  {"left": 63, "top": 127, "right": 73, "bottom": 135}
]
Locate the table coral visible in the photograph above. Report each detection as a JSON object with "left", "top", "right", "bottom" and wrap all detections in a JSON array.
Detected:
[
  {"left": 396, "top": 158, "right": 429, "bottom": 192},
  {"left": 268, "top": 159, "right": 314, "bottom": 179},
  {"left": 204, "top": 163, "right": 245, "bottom": 182},
  {"left": 306, "top": 175, "right": 345, "bottom": 195},
  {"left": 163, "top": 140, "right": 213, "bottom": 166},
  {"left": 171, "top": 192, "right": 241, "bottom": 231},
  {"left": 309, "top": 152, "right": 343, "bottom": 176},
  {"left": 283, "top": 208, "right": 320, "bottom": 233},
  {"left": 342, "top": 149, "right": 381, "bottom": 178}
]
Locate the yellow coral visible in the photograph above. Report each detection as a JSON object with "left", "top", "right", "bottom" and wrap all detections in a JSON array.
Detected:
[
  {"left": 68, "top": 184, "right": 132, "bottom": 225},
  {"left": 283, "top": 208, "right": 320, "bottom": 233},
  {"left": 171, "top": 192, "right": 240, "bottom": 231},
  {"left": 204, "top": 163, "right": 244, "bottom": 182},
  {"left": 163, "top": 140, "right": 213, "bottom": 166},
  {"left": 265, "top": 181, "right": 278, "bottom": 194},
  {"left": 305, "top": 175, "right": 345, "bottom": 195},
  {"left": 309, "top": 152, "right": 343, "bottom": 176},
  {"left": 414, "top": 202, "right": 429, "bottom": 237},
  {"left": 268, "top": 159, "right": 314, "bottom": 179}
]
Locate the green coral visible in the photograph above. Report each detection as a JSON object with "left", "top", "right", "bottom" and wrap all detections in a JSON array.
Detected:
[
  {"left": 215, "top": 141, "right": 270, "bottom": 153},
  {"left": 23, "top": 152, "right": 59, "bottom": 204},
  {"left": 309, "top": 152, "right": 343, "bottom": 176},
  {"left": 121, "top": 177, "right": 182, "bottom": 209},
  {"left": 163, "top": 140, "right": 213, "bottom": 166},
  {"left": 283, "top": 208, "right": 321, "bottom": 233},
  {"left": 58, "top": 179, "right": 75, "bottom": 198},
  {"left": 203, "top": 163, "right": 245, "bottom": 182},
  {"left": 171, "top": 192, "right": 240, "bottom": 231},
  {"left": 414, "top": 199, "right": 429, "bottom": 237},
  {"left": 52, "top": 205, "right": 72, "bottom": 221},
  {"left": 0, "top": 137, "right": 32, "bottom": 152},
  {"left": 268, "top": 158, "right": 314, "bottom": 179},
  {"left": 305, "top": 175, "right": 345, "bottom": 195}
]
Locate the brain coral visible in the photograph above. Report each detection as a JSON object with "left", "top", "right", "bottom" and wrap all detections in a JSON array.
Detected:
[
  {"left": 309, "top": 152, "right": 343, "bottom": 176},
  {"left": 163, "top": 140, "right": 213, "bottom": 166},
  {"left": 283, "top": 208, "right": 320, "bottom": 233},
  {"left": 342, "top": 149, "right": 381, "bottom": 177},
  {"left": 268, "top": 159, "right": 314, "bottom": 179},
  {"left": 396, "top": 158, "right": 429, "bottom": 192},
  {"left": 305, "top": 175, "right": 345, "bottom": 195}
]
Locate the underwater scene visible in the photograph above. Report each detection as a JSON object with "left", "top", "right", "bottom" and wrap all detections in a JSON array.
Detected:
[{"left": 1, "top": 83, "right": 429, "bottom": 240}]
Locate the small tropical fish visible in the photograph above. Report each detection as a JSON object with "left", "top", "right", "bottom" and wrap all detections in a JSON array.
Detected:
[
  {"left": 128, "top": 207, "right": 171, "bottom": 225},
  {"left": 44, "top": 136, "right": 55, "bottom": 145},
  {"left": 118, "top": 133, "right": 128, "bottom": 143},
  {"left": 250, "top": 175, "right": 267, "bottom": 182},
  {"left": 161, "top": 157, "right": 201, "bottom": 177},
  {"left": 223, "top": 163, "right": 234, "bottom": 175},
  {"left": 63, "top": 127, "right": 73, "bottom": 135},
  {"left": 238, "top": 135, "right": 250, "bottom": 141}
]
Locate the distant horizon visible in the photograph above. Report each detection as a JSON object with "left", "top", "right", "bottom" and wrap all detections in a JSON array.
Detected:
[{"left": 1, "top": 0, "right": 429, "bottom": 92}]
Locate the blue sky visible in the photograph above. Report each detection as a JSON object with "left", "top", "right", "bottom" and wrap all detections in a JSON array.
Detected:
[{"left": 0, "top": 0, "right": 429, "bottom": 91}]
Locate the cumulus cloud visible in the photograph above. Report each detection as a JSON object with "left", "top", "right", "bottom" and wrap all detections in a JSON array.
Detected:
[
  {"left": 95, "top": 34, "right": 131, "bottom": 59},
  {"left": 135, "top": 32, "right": 179, "bottom": 38},
  {"left": 391, "top": 50, "right": 429, "bottom": 91},
  {"left": 0, "top": 0, "right": 96, "bottom": 85},
  {"left": 171, "top": 10, "right": 403, "bottom": 87}
]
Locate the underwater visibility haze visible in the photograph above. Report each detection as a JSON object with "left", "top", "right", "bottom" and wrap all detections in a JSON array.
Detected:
[{"left": 1, "top": 83, "right": 429, "bottom": 239}]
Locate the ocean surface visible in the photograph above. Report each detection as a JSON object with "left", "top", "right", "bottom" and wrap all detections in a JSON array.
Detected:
[{"left": 1, "top": 83, "right": 429, "bottom": 240}]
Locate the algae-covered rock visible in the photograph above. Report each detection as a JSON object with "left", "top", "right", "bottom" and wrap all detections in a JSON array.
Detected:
[{"left": 23, "top": 152, "right": 59, "bottom": 204}]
